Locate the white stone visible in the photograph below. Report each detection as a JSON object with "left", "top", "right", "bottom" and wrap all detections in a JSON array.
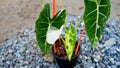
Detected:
[
  {"left": 93, "top": 55, "right": 101, "bottom": 62},
  {"left": 43, "top": 53, "right": 54, "bottom": 62},
  {"left": 104, "top": 38, "right": 115, "bottom": 47},
  {"left": 9, "top": 49, "right": 13, "bottom": 53},
  {"left": 99, "top": 38, "right": 116, "bottom": 50},
  {"left": 116, "top": 62, "right": 120, "bottom": 65},
  {"left": 83, "top": 55, "right": 88, "bottom": 60},
  {"left": 33, "top": 44, "right": 37, "bottom": 48},
  {"left": 109, "top": 58, "right": 115, "bottom": 63},
  {"left": 116, "top": 48, "right": 120, "bottom": 52},
  {"left": 93, "top": 52, "right": 104, "bottom": 62},
  {"left": 14, "top": 39, "right": 18, "bottom": 44}
]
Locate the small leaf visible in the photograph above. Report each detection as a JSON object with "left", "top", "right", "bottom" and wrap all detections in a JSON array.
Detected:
[
  {"left": 84, "top": 0, "right": 111, "bottom": 47},
  {"left": 35, "top": 3, "right": 66, "bottom": 54},
  {"left": 64, "top": 24, "right": 76, "bottom": 60}
]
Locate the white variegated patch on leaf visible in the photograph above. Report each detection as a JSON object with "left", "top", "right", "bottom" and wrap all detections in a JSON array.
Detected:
[{"left": 47, "top": 26, "right": 63, "bottom": 44}]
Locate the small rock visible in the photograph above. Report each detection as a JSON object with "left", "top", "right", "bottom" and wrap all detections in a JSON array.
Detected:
[
  {"left": 39, "top": 58, "right": 43, "bottom": 63},
  {"left": 99, "top": 62, "right": 106, "bottom": 68},
  {"left": 90, "top": 66, "right": 94, "bottom": 68},
  {"left": 15, "top": 53, "right": 21, "bottom": 57},
  {"left": 15, "top": 46, "right": 20, "bottom": 50},
  {"left": 104, "top": 38, "right": 115, "bottom": 47},
  {"left": 83, "top": 55, "right": 88, "bottom": 60},
  {"left": 116, "top": 62, "right": 120, "bottom": 65},
  {"left": 93, "top": 55, "right": 101, "bottom": 62},
  {"left": 6, "top": 61, "right": 11, "bottom": 64},
  {"left": 109, "top": 58, "right": 115, "bottom": 64},
  {"left": 23, "top": 61, "right": 29, "bottom": 65},
  {"left": 98, "top": 44, "right": 104, "bottom": 49},
  {"left": 111, "top": 65, "right": 117, "bottom": 68},
  {"left": 19, "top": 47, "right": 26, "bottom": 53},
  {"left": 5, "top": 64, "right": 10, "bottom": 68},
  {"left": 42, "top": 62, "right": 49, "bottom": 67},
  {"left": 20, "top": 60, "right": 24, "bottom": 63},
  {"left": 107, "top": 65, "right": 111, "bottom": 68},
  {"left": 43, "top": 53, "right": 54, "bottom": 63},
  {"left": 33, "top": 44, "right": 37, "bottom": 48},
  {"left": 93, "top": 52, "right": 104, "bottom": 63},
  {"left": 25, "top": 50, "right": 30, "bottom": 54},
  {"left": 79, "top": 55, "right": 82, "bottom": 59},
  {"left": 8, "top": 49, "right": 13, "bottom": 54},
  {"left": 14, "top": 39, "right": 18, "bottom": 44},
  {"left": 74, "top": 64, "right": 83, "bottom": 68},
  {"left": 36, "top": 65, "right": 40, "bottom": 68},
  {"left": 100, "top": 38, "right": 116, "bottom": 51},
  {"left": 96, "top": 63, "right": 101, "bottom": 68},
  {"left": 116, "top": 48, "right": 120, "bottom": 52},
  {"left": 81, "top": 22, "right": 84, "bottom": 27},
  {"left": 49, "top": 63, "right": 57, "bottom": 68}
]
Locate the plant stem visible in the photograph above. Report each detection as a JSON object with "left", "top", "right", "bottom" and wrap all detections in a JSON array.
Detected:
[
  {"left": 40, "top": 0, "right": 44, "bottom": 8},
  {"left": 75, "top": 16, "right": 83, "bottom": 31},
  {"left": 58, "top": 36, "right": 61, "bottom": 45},
  {"left": 60, "top": 0, "right": 64, "bottom": 9},
  {"left": 52, "top": 0, "right": 56, "bottom": 17},
  {"left": 75, "top": 26, "right": 86, "bottom": 56},
  {"left": 52, "top": 0, "right": 57, "bottom": 54},
  {"left": 54, "top": 43, "right": 57, "bottom": 54}
]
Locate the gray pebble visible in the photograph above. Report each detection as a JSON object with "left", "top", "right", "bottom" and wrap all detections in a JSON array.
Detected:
[
  {"left": 116, "top": 62, "right": 120, "bottom": 66},
  {"left": 116, "top": 47, "right": 120, "bottom": 53}
]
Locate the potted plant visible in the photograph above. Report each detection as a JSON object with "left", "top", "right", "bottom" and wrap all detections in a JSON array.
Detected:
[{"left": 35, "top": 0, "right": 111, "bottom": 68}]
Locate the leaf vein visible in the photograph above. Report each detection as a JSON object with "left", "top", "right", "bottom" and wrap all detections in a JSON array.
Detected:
[
  {"left": 86, "top": 9, "right": 97, "bottom": 17},
  {"left": 99, "top": 12, "right": 107, "bottom": 18}
]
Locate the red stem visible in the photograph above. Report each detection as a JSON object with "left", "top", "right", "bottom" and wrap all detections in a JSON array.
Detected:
[
  {"left": 52, "top": 0, "right": 57, "bottom": 54},
  {"left": 54, "top": 43, "right": 57, "bottom": 54},
  {"left": 52, "top": 0, "right": 56, "bottom": 17},
  {"left": 75, "top": 26, "right": 86, "bottom": 56}
]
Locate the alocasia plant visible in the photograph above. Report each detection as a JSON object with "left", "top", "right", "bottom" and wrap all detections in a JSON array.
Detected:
[{"left": 35, "top": 0, "right": 111, "bottom": 61}]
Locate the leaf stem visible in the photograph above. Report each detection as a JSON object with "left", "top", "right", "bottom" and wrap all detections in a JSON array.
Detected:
[
  {"left": 58, "top": 36, "right": 61, "bottom": 45},
  {"left": 75, "top": 16, "right": 83, "bottom": 31},
  {"left": 52, "top": 0, "right": 56, "bottom": 17},
  {"left": 54, "top": 43, "right": 57, "bottom": 54},
  {"left": 40, "top": 0, "right": 45, "bottom": 8},
  {"left": 60, "top": 0, "right": 64, "bottom": 9},
  {"left": 75, "top": 26, "right": 86, "bottom": 56}
]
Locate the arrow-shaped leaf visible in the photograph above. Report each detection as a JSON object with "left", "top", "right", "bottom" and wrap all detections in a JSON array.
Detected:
[
  {"left": 35, "top": 3, "right": 66, "bottom": 54},
  {"left": 64, "top": 24, "right": 76, "bottom": 60},
  {"left": 84, "top": 0, "right": 111, "bottom": 47}
]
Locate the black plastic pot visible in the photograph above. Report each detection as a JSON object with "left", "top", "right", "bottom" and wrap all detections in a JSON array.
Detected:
[{"left": 52, "top": 46, "right": 80, "bottom": 68}]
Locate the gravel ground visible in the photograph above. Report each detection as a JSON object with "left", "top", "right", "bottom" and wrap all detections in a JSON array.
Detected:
[{"left": 0, "top": 15, "right": 120, "bottom": 68}]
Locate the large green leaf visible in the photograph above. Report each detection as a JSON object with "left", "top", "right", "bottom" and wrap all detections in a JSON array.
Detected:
[
  {"left": 64, "top": 24, "right": 76, "bottom": 61},
  {"left": 84, "top": 0, "right": 111, "bottom": 47},
  {"left": 35, "top": 3, "right": 66, "bottom": 54}
]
